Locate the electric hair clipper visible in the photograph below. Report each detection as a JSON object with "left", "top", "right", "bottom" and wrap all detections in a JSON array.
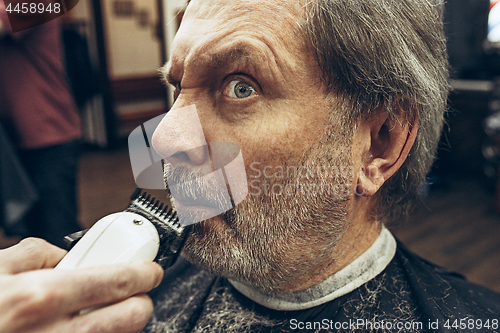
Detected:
[{"left": 56, "top": 189, "right": 190, "bottom": 270}]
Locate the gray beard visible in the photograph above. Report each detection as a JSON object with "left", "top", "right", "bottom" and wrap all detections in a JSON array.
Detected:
[{"left": 166, "top": 137, "right": 353, "bottom": 293}]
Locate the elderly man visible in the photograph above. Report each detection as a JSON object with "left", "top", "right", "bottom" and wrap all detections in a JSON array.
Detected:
[{"left": 144, "top": 0, "right": 500, "bottom": 332}]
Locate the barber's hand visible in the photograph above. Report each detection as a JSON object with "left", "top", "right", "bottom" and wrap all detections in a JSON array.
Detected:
[{"left": 0, "top": 238, "right": 163, "bottom": 333}]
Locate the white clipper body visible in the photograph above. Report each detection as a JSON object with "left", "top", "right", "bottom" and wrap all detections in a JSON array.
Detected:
[
  {"left": 55, "top": 190, "right": 189, "bottom": 271},
  {"left": 55, "top": 212, "right": 160, "bottom": 270}
]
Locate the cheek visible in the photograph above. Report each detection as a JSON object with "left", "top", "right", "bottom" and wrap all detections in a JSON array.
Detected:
[
  {"left": 203, "top": 121, "right": 287, "bottom": 165},
  {"left": 202, "top": 99, "right": 331, "bottom": 174}
]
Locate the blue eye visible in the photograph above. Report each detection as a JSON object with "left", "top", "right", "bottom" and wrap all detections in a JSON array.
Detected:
[{"left": 227, "top": 80, "right": 256, "bottom": 99}]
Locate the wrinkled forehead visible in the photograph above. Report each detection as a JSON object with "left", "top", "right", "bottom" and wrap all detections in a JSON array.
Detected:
[
  {"left": 175, "top": 0, "right": 307, "bottom": 49},
  {"left": 185, "top": 0, "right": 305, "bottom": 23},
  {"left": 166, "top": 0, "right": 312, "bottom": 83}
]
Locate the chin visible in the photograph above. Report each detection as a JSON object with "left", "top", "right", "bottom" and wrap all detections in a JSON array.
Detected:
[{"left": 180, "top": 200, "right": 348, "bottom": 294}]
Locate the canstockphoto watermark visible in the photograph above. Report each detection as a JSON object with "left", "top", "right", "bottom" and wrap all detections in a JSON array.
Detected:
[
  {"left": 2, "top": 0, "right": 79, "bottom": 33},
  {"left": 289, "top": 318, "right": 499, "bottom": 331},
  {"left": 249, "top": 162, "right": 355, "bottom": 180},
  {"left": 248, "top": 162, "right": 374, "bottom": 197},
  {"left": 128, "top": 105, "right": 249, "bottom": 226},
  {"left": 128, "top": 104, "right": 377, "bottom": 225},
  {"left": 249, "top": 179, "right": 352, "bottom": 198},
  {"left": 289, "top": 318, "right": 424, "bottom": 331}
]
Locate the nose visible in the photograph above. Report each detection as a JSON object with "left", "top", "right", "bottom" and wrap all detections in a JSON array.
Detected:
[{"left": 151, "top": 104, "right": 209, "bottom": 167}]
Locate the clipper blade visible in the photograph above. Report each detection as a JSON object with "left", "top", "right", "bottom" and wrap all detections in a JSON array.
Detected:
[{"left": 125, "top": 188, "right": 191, "bottom": 269}]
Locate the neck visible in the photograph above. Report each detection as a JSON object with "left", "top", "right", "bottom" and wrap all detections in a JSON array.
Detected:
[
  {"left": 229, "top": 225, "right": 396, "bottom": 311},
  {"left": 285, "top": 197, "right": 381, "bottom": 293}
]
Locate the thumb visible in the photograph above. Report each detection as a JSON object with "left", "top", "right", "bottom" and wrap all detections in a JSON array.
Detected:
[{"left": 0, "top": 238, "right": 67, "bottom": 274}]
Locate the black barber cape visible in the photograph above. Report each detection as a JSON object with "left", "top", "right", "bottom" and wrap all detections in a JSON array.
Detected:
[{"left": 143, "top": 230, "right": 500, "bottom": 333}]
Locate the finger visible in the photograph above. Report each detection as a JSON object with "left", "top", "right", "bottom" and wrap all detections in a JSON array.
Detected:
[
  {"left": 1, "top": 294, "right": 154, "bottom": 333},
  {"left": 0, "top": 261, "right": 162, "bottom": 327},
  {"left": 0, "top": 238, "right": 67, "bottom": 274},
  {"left": 66, "top": 294, "right": 154, "bottom": 333},
  {"left": 48, "top": 261, "right": 163, "bottom": 313}
]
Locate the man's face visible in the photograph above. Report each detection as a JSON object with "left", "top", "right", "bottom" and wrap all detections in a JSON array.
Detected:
[{"left": 153, "top": 0, "right": 357, "bottom": 293}]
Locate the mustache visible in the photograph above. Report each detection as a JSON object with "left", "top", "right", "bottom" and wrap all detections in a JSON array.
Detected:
[{"left": 165, "top": 165, "right": 233, "bottom": 211}]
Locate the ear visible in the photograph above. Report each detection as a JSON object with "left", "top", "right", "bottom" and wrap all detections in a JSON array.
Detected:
[{"left": 356, "top": 109, "right": 418, "bottom": 197}]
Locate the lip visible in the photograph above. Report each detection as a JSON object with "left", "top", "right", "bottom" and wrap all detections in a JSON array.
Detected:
[
  {"left": 172, "top": 198, "right": 226, "bottom": 225},
  {"left": 170, "top": 186, "right": 231, "bottom": 210}
]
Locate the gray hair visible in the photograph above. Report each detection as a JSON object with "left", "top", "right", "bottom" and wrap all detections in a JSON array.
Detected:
[{"left": 304, "top": 0, "right": 450, "bottom": 224}]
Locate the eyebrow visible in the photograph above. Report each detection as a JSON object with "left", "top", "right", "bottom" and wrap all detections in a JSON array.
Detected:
[
  {"left": 160, "top": 45, "right": 254, "bottom": 85},
  {"left": 207, "top": 46, "right": 251, "bottom": 70}
]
